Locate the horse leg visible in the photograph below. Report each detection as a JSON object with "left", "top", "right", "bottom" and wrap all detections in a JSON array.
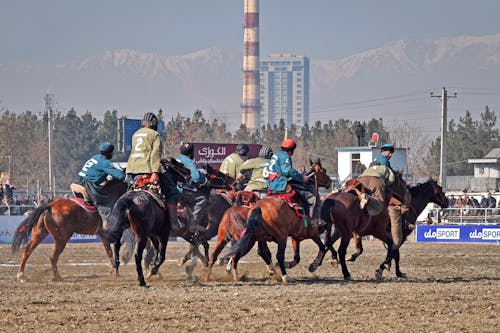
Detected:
[
  {"left": 99, "top": 234, "right": 114, "bottom": 274},
  {"left": 180, "top": 244, "right": 194, "bottom": 266},
  {"left": 308, "top": 233, "right": 327, "bottom": 273},
  {"left": 347, "top": 232, "right": 364, "bottom": 262},
  {"left": 146, "top": 238, "right": 160, "bottom": 278},
  {"left": 135, "top": 237, "right": 149, "bottom": 287},
  {"left": 17, "top": 228, "right": 48, "bottom": 283},
  {"left": 112, "top": 241, "right": 121, "bottom": 277},
  {"left": 201, "top": 241, "right": 210, "bottom": 267},
  {"left": 205, "top": 238, "right": 228, "bottom": 282},
  {"left": 324, "top": 228, "right": 339, "bottom": 267},
  {"left": 285, "top": 238, "right": 300, "bottom": 269},
  {"left": 257, "top": 241, "right": 275, "bottom": 277},
  {"left": 50, "top": 236, "right": 71, "bottom": 281},
  {"left": 231, "top": 239, "right": 255, "bottom": 282},
  {"left": 185, "top": 243, "right": 203, "bottom": 277},
  {"left": 338, "top": 235, "right": 352, "bottom": 280},
  {"left": 275, "top": 240, "right": 290, "bottom": 283},
  {"left": 375, "top": 238, "right": 395, "bottom": 280},
  {"left": 150, "top": 237, "right": 168, "bottom": 277},
  {"left": 394, "top": 249, "right": 406, "bottom": 278}
]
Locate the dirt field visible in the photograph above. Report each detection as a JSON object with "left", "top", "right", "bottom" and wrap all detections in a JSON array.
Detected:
[{"left": 0, "top": 238, "right": 498, "bottom": 333}]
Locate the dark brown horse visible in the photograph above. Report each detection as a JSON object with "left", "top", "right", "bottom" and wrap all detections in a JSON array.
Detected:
[
  {"left": 11, "top": 179, "right": 127, "bottom": 283},
  {"left": 312, "top": 171, "right": 409, "bottom": 280},
  {"left": 346, "top": 179, "right": 449, "bottom": 278},
  {"left": 105, "top": 160, "right": 192, "bottom": 287}
]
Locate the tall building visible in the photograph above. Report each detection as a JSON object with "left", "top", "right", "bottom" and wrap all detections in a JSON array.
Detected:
[{"left": 259, "top": 54, "right": 310, "bottom": 128}]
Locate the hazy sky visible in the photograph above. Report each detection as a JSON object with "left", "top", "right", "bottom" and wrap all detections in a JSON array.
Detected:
[{"left": 1, "top": 0, "right": 499, "bottom": 64}]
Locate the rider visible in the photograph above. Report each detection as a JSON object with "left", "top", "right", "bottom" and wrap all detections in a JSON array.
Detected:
[
  {"left": 176, "top": 142, "right": 208, "bottom": 231},
  {"left": 358, "top": 143, "right": 396, "bottom": 210},
  {"left": 266, "top": 139, "right": 322, "bottom": 226},
  {"left": 359, "top": 143, "right": 410, "bottom": 248},
  {"left": 237, "top": 145, "right": 273, "bottom": 199},
  {"left": 78, "top": 143, "right": 125, "bottom": 226},
  {"left": 126, "top": 112, "right": 179, "bottom": 229},
  {"left": 220, "top": 144, "right": 249, "bottom": 190}
]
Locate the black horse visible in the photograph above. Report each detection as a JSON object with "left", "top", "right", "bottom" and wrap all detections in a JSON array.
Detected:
[{"left": 105, "top": 159, "right": 191, "bottom": 287}]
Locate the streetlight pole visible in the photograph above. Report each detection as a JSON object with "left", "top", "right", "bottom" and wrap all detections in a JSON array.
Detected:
[
  {"left": 44, "top": 94, "right": 54, "bottom": 192},
  {"left": 0, "top": 155, "right": 11, "bottom": 180}
]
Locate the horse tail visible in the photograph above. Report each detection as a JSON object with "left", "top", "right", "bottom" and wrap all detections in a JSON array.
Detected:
[
  {"left": 119, "top": 228, "right": 136, "bottom": 264},
  {"left": 321, "top": 198, "right": 335, "bottom": 225},
  {"left": 11, "top": 205, "right": 50, "bottom": 252},
  {"left": 225, "top": 206, "right": 263, "bottom": 258},
  {"left": 105, "top": 195, "right": 132, "bottom": 244}
]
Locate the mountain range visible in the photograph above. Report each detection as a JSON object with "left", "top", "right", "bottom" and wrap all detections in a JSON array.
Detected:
[{"left": 1, "top": 34, "right": 499, "bottom": 133}]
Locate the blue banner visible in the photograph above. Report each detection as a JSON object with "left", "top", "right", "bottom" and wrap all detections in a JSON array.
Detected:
[{"left": 416, "top": 225, "right": 500, "bottom": 243}]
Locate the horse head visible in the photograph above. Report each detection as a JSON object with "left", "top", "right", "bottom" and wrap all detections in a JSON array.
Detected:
[
  {"left": 203, "top": 164, "right": 233, "bottom": 190},
  {"left": 306, "top": 158, "right": 332, "bottom": 189},
  {"left": 162, "top": 158, "right": 191, "bottom": 183},
  {"left": 424, "top": 177, "right": 449, "bottom": 208}
]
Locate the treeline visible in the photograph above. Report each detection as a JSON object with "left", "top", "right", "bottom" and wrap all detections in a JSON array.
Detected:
[{"left": 0, "top": 106, "right": 497, "bottom": 193}]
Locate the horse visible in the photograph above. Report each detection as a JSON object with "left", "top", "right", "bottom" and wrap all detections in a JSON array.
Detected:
[
  {"left": 346, "top": 178, "right": 449, "bottom": 278},
  {"left": 312, "top": 171, "right": 409, "bottom": 280},
  {"left": 105, "top": 158, "right": 191, "bottom": 287},
  {"left": 11, "top": 179, "right": 128, "bottom": 283},
  {"left": 175, "top": 164, "right": 235, "bottom": 271},
  {"left": 218, "top": 159, "right": 332, "bottom": 283}
]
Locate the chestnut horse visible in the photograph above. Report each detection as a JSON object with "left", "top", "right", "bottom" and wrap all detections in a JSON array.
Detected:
[
  {"left": 345, "top": 179, "right": 449, "bottom": 278},
  {"left": 220, "top": 159, "right": 331, "bottom": 282},
  {"left": 312, "top": 171, "right": 409, "bottom": 280},
  {"left": 11, "top": 179, "right": 127, "bottom": 283}
]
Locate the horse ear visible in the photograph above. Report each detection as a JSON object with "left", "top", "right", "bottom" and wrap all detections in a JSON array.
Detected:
[{"left": 309, "top": 158, "right": 313, "bottom": 166}]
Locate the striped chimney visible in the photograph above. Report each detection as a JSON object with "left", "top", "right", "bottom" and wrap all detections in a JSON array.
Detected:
[{"left": 241, "top": 0, "right": 260, "bottom": 131}]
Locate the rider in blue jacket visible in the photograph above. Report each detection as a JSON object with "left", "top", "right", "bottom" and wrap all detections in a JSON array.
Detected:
[
  {"left": 266, "top": 139, "right": 322, "bottom": 225},
  {"left": 176, "top": 143, "right": 208, "bottom": 232},
  {"left": 78, "top": 143, "right": 125, "bottom": 226}
]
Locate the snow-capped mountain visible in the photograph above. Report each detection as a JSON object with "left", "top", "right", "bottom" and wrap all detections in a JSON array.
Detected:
[{"left": 1, "top": 34, "right": 499, "bottom": 130}]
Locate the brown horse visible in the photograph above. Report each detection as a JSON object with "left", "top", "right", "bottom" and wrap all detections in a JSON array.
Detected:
[
  {"left": 206, "top": 158, "right": 332, "bottom": 282},
  {"left": 312, "top": 171, "right": 409, "bottom": 280},
  {"left": 11, "top": 179, "right": 127, "bottom": 283},
  {"left": 346, "top": 178, "right": 449, "bottom": 278}
]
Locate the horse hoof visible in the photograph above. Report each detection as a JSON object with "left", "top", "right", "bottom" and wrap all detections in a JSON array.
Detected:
[
  {"left": 284, "top": 262, "right": 291, "bottom": 269},
  {"left": 343, "top": 275, "right": 352, "bottom": 281},
  {"left": 308, "top": 262, "right": 318, "bottom": 273},
  {"left": 281, "top": 275, "right": 294, "bottom": 283},
  {"left": 397, "top": 272, "right": 407, "bottom": 279},
  {"left": 375, "top": 269, "right": 383, "bottom": 280},
  {"left": 346, "top": 255, "right": 356, "bottom": 262},
  {"left": 384, "top": 263, "right": 391, "bottom": 271},
  {"left": 331, "top": 260, "right": 338, "bottom": 268}
]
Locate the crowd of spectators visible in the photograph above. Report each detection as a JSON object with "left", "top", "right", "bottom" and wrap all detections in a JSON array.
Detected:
[
  {"left": 445, "top": 192, "right": 498, "bottom": 216},
  {"left": 0, "top": 183, "right": 67, "bottom": 216}
]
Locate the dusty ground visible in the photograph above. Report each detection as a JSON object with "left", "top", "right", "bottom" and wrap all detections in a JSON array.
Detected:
[{"left": 0, "top": 238, "right": 498, "bottom": 333}]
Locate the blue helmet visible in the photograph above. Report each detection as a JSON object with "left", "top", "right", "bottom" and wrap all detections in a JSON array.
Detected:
[
  {"left": 99, "top": 143, "right": 114, "bottom": 154},
  {"left": 381, "top": 143, "right": 394, "bottom": 153}
]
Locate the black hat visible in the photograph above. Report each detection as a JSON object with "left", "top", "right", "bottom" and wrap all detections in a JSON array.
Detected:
[
  {"left": 180, "top": 143, "right": 194, "bottom": 156},
  {"left": 235, "top": 144, "right": 249, "bottom": 156},
  {"left": 99, "top": 143, "right": 114, "bottom": 154}
]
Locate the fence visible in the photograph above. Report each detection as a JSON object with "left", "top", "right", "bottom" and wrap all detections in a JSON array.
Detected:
[{"left": 428, "top": 207, "right": 500, "bottom": 225}]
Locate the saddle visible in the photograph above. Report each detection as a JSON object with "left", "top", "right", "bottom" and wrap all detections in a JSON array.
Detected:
[
  {"left": 343, "top": 178, "right": 384, "bottom": 216},
  {"left": 131, "top": 174, "right": 161, "bottom": 195},
  {"left": 70, "top": 197, "right": 98, "bottom": 212},
  {"left": 70, "top": 183, "right": 97, "bottom": 212}
]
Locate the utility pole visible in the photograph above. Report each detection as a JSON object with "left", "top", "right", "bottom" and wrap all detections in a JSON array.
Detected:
[
  {"left": 44, "top": 94, "right": 55, "bottom": 192},
  {"left": 431, "top": 87, "right": 457, "bottom": 190}
]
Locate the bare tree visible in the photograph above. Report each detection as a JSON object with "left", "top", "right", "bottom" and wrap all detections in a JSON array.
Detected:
[{"left": 386, "top": 120, "right": 433, "bottom": 180}]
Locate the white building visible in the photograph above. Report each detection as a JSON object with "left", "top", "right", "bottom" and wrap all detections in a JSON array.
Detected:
[{"left": 337, "top": 146, "right": 409, "bottom": 186}]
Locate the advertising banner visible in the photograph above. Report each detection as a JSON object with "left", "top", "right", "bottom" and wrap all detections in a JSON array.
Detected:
[
  {"left": 191, "top": 143, "right": 261, "bottom": 168},
  {"left": 416, "top": 224, "right": 500, "bottom": 243}
]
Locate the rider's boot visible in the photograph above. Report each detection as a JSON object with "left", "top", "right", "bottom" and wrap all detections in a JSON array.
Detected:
[
  {"left": 167, "top": 203, "right": 183, "bottom": 231},
  {"left": 310, "top": 205, "right": 326, "bottom": 227}
]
